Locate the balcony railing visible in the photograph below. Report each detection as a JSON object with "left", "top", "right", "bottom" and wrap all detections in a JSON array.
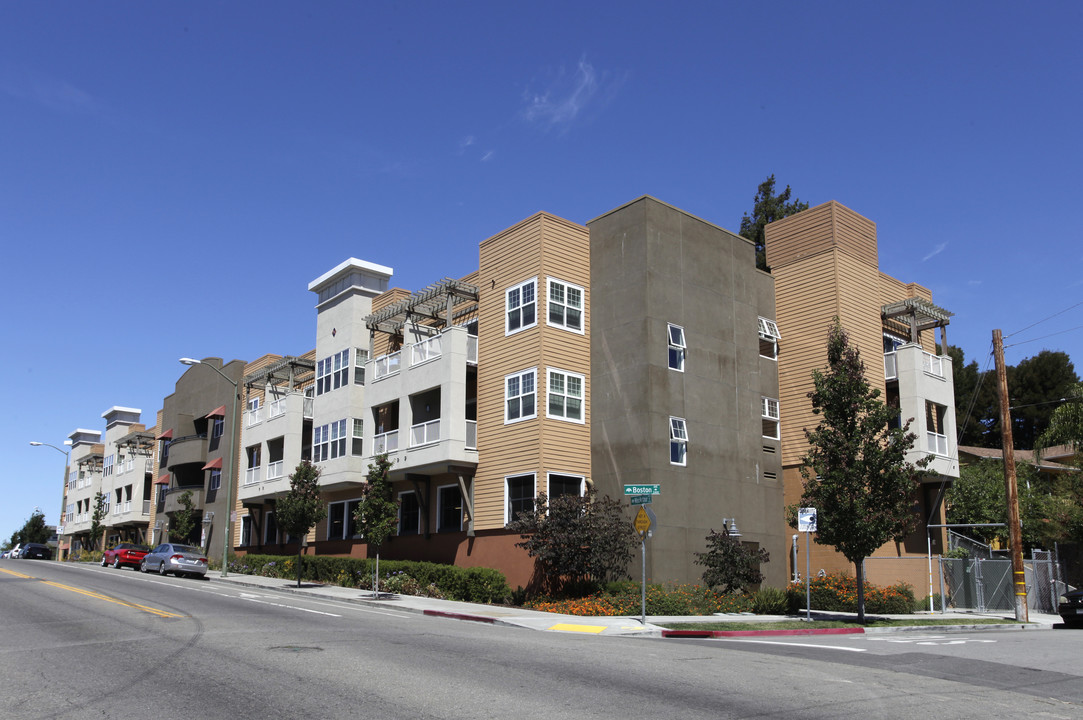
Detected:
[
  {"left": 928, "top": 431, "right": 949, "bottom": 456},
  {"left": 411, "top": 335, "right": 442, "bottom": 366},
  {"left": 373, "top": 430, "right": 399, "bottom": 455},
  {"left": 410, "top": 419, "right": 441, "bottom": 447},
  {"left": 883, "top": 352, "right": 898, "bottom": 380},
  {"left": 303, "top": 396, "right": 313, "bottom": 419},
  {"left": 268, "top": 397, "right": 287, "bottom": 419},
  {"left": 922, "top": 351, "right": 944, "bottom": 378},
  {"left": 246, "top": 407, "right": 265, "bottom": 427},
  {"left": 245, "top": 466, "right": 262, "bottom": 486},
  {"left": 467, "top": 335, "right": 478, "bottom": 364},
  {"left": 267, "top": 460, "right": 285, "bottom": 481},
  {"left": 142, "top": 500, "right": 151, "bottom": 515},
  {"left": 466, "top": 420, "right": 477, "bottom": 449},
  {"left": 373, "top": 352, "right": 401, "bottom": 380},
  {"left": 124, "top": 500, "right": 131, "bottom": 513}
]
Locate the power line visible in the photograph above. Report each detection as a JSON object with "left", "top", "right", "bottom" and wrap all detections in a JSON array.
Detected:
[
  {"left": 1003, "top": 300, "right": 1083, "bottom": 341},
  {"left": 1004, "top": 323, "right": 1083, "bottom": 349}
]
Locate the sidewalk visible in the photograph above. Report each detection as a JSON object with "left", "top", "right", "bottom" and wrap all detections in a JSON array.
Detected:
[{"left": 208, "top": 572, "right": 1059, "bottom": 637}]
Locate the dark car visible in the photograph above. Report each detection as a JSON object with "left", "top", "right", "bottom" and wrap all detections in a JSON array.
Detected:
[
  {"left": 18, "top": 543, "right": 51, "bottom": 560},
  {"left": 1059, "top": 588, "right": 1083, "bottom": 626},
  {"left": 102, "top": 542, "right": 151, "bottom": 570}
]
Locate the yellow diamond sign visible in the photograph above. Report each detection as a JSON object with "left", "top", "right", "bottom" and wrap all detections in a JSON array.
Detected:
[{"left": 633, "top": 506, "right": 651, "bottom": 534}]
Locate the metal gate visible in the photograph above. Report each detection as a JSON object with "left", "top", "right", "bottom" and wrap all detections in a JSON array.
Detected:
[{"left": 941, "top": 551, "right": 1066, "bottom": 613}]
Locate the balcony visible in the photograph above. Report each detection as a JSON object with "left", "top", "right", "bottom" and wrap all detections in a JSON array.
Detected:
[
  {"left": 928, "top": 431, "right": 949, "bottom": 456},
  {"left": 410, "top": 419, "right": 441, "bottom": 447},
  {"left": 246, "top": 406, "right": 265, "bottom": 427},
  {"left": 373, "top": 430, "right": 399, "bottom": 455},
  {"left": 245, "top": 466, "right": 262, "bottom": 486},
  {"left": 410, "top": 335, "right": 442, "bottom": 366},
  {"left": 165, "top": 434, "right": 208, "bottom": 469},
  {"left": 922, "top": 351, "right": 944, "bottom": 378},
  {"left": 373, "top": 351, "right": 401, "bottom": 380},
  {"left": 163, "top": 486, "right": 205, "bottom": 514}
]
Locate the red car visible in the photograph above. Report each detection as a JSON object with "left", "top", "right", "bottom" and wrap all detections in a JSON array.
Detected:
[{"left": 102, "top": 543, "right": 151, "bottom": 570}]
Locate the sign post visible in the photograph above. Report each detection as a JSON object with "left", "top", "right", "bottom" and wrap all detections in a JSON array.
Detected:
[
  {"left": 632, "top": 505, "right": 656, "bottom": 624},
  {"left": 798, "top": 508, "right": 817, "bottom": 621}
]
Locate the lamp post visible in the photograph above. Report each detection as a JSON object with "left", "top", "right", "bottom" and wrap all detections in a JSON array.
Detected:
[
  {"left": 30, "top": 440, "right": 71, "bottom": 559},
  {"left": 180, "top": 358, "right": 239, "bottom": 578}
]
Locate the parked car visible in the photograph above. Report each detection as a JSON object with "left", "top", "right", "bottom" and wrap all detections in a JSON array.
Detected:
[
  {"left": 102, "top": 543, "right": 151, "bottom": 570},
  {"left": 140, "top": 544, "right": 208, "bottom": 578},
  {"left": 1059, "top": 588, "right": 1083, "bottom": 626},
  {"left": 9, "top": 544, "right": 22, "bottom": 559},
  {"left": 1, "top": 550, "right": 10, "bottom": 558},
  {"left": 18, "top": 543, "right": 52, "bottom": 560}
]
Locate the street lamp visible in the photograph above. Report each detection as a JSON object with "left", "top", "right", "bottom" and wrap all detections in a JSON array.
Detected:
[
  {"left": 180, "top": 358, "right": 239, "bottom": 578},
  {"left": 30, "top": 440, "right": 71, "bottom": 559}
]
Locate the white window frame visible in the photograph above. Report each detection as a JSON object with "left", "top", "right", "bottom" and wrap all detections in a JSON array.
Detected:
[
  {"left": 504, "top": 368, "right": 537, "bottom": 424},
  {"left": 758, "top": 317, "right": 781, "bottom": 360},
  {"left": 668, "top": 323, "right": 686, "bottom": 372},
  {"left": 436, "top": 484, "right": 462, "bottom": 532},
  {"left": 354, "top": 347, "right": 368, "bottom": 385},
  {"left": 546, "top": 368, "right": 585, "bottom": 423},
  {"left": 670, "top": 416, "right": 688, "bottom": 466},
  {"left": 546, "top": 472, "right": 585, "bottom": 498},
  {"left": 505, "top": 278, "right": 537, "bottom": 335},
  {"left": 546, "top": 278, "right": 584, "bottom": 333},
  {"left": 209, "top": 468, "right": 222, "bottom": 491},
  {"left": 504, "top": 473, "right": 536, "bottom": 525},
  {"left": 761, "top": 397, "right": 780, "bottom": 440}
]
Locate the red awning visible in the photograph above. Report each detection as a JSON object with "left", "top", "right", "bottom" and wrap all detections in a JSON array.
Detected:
[
  {"left": 155, "top": 473, "right": 171, "bottom": 485},
  {"left": 204, "top": 405, "right": 227, "bottom": 419},
  {"left": 202, "top": 457, "right": 223, "bottom": 471},
  {"left": 157, "top": 429, "right": 174, "bottom": 440}
]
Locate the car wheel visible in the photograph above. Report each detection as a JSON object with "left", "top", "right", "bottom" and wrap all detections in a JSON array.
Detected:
[
  {"left": 113, "top": 557, "right": 122, "bottom": 569},
  {"left": 100, "top": 556, "right": 108, "bottom": 567},
  {"left": 159, "top": 562, "right": 168, "bottom": 576}
]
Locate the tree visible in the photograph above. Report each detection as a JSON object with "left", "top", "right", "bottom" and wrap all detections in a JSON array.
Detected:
[
  {"left": 947, "top": 345, "right": 998, "bottom": 447},
  {"left": 694, "top": 526, "right": 770, "bottom": 593},
  {"left": 169, "top": 490, "right": 197, "bottom": 546},
  {"left": 739, "top": 174, "right": 809, "bottom": 271},
  {"left": 88, "top": 492, "right": 106, "bottom": 552},
  {"left": 276, "top": 460, "right": 327, "bottom": 588},
  {"left": 7, "top": 510, "right": 51, "bottom": 548},
  {"left": 1035, "top": 383, "right": 1083, "bottom": 461},
  {"left": 353, "top": 454, "right": 399, "bottom": 597},
  {"left": 794, "top": 320, "right": 929, "bottom": 622},
  {"left": 507, "top": 491, "right": 639, "bottom": 595}
]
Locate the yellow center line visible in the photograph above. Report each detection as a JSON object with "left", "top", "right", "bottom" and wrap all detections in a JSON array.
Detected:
[{"left": 0, "top": 568, "right": 182, "bottom": 618}]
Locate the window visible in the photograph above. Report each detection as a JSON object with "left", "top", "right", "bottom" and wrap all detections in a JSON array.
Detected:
[
  {"left": 926, "top": 401, "right": 949, "bottom": 455},
  {"left": 354, "top": 348, "right": 368, "bottom": 385},
  {"left": 505, "top": 369, "right": 537, "bottom": 423},
  {"left": 547, "top": 278, "right": 584, "bottom": 332},
  {"left": 758, "top": 317, "right": 781, "bottom": 360},
  {"left": 332, "top": 349, "right": 349, "bottom": 389},
  {"left": 327, "top": 499, "right": 362, "bottom": 540},
  {"left": 316, "top": 357, "right": 331, "bottom": 395},
  {"left": 399, "top": 491, "right": 420, "bottom": 535},
  {"left": 212, "top": 417, "right": 224, "bottom": 439},
  {"left": 103, "top": 454, "right": 114, "bottom": 478},
  {"left": 670, "top": 416, "right": 688, "bottom": 465},
  {"left": 247, "top": 397, "right": 260, "bottom": 413},
  {"left": 547, "top": 369, "right": 584, "bottom": 422},
  {"left": 505, "top": 474, "right": 535, "bottom": 525},
  {"left": 668, "top": 323, "right": 686, "bottom": 371},
  {"left": 762, "top": 397, "right": 780, "bottom": 440},
  {"left": 506, "top": 278, "right": 537, "bottom": 334},
  {"left": 240, "top": 516, "right": 252, "bottom": 546},
  {"left": 437, "top": 485, "right": 462, "bottom": 532},
  {"left": 209, "top": 469, "right": 221, "bottom": 491},
  {"left": 264, "top": 512, "right": 278, "bottom": 544},
  {"left": 352, "top": 419, "right": 364, "bottom": 456},
  {"left": 548, "top": 474, "right": 584, "bottom": 498},
  {"left": 314, "top": 419, "right": 347, "bottom": 461}
]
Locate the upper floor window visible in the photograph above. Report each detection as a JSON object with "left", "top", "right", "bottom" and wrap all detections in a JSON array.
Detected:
[
  {"left": 212, "top": 417, "right": 224, "bottom": 439},
  {"left": 506, "top": 279, "right": 537, "bottom": 335},
  {"left": 758, "top": 317, "right": 781, "bottom": 360},
  {"left": 332, "top": 349, "right": 349, "bottom": 389},
  {"left": 314, "top": 419, "right": 347, "bottom": 462},
  {"left": 354, "top": 348, "right": 368, "bottom": 385},
  {"left": 209, "top": 469, "right": 222, "bottom": 491},
  {"left": 762, "top": 397, "right": 780, "bottom": 440},
  {"left": 547, "top": 369, "right": 584, "bottom": 423},
  {"left": 352, "top": 419, "right": 364, "bottom": 456},
  {"left": 668, "top": 324, "right": 686, "bottom": 371},
  {"left": 670, "top": 417, "right": 688, "bottom": 465},
  {"left": 505, "top": 369, "right": 537, "bottom": 423},
  {"left": 547, "top": 279, "right": 584, "bottom": 333}
]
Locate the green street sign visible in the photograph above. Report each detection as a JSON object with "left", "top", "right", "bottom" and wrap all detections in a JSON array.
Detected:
[
  {"left": 624, "top": 484, "right": 661, "bottom": 496},
  {"left": 630, "top": 495, "right": 652, "bottom": 505}
]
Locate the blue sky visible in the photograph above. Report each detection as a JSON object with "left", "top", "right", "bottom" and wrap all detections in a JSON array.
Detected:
[{"left": 3, "top": 1, "right": 1081, "bottom": 541}]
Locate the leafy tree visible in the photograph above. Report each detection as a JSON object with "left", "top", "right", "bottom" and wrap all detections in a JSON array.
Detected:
[
  {"left": 88, "top": 492, "right": 106, "bottom": 552},
  {"left": 508, "top": 491, "right": 639, "bottom": 595},
  {"left": 1035, "top": 383, "right": 1083, "bottom": 461},
  {"left": 276, "top": 460, "right": 327, "bottom": 588},
  {"left": 793, "top": 320, "right": 929, "bottom": 622},
  {"left": 694, "top": 526, "right": 770, "bottom": 593},
  {"left": 169, "top": 490, "right": 197, "bottom": 546},
  {"left": 947, "top": 345, "right": 997, "bottom": 447},
  {"left": 7, "top": 510, "right": 51, "bottom": 548},
  {"left": 739, "top": 174, "right": 809, "bottom": 271},
  {"left": 353, "top": 454, "right": 399, "bottom": 597}
]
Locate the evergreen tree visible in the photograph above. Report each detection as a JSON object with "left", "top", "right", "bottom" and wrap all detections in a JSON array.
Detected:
[
  {"left": 794, "top": 320, "right": 929, "bottom": 622},
  {"left": 277, "top": 460, "right": 327, "bottom": 587},
  {"left": 88, "top": 492, "right": 106, "bottom": 552},
  {"left": 739, "top": 174, "right": 809, "bottom": 271},
  {"left": 169, "top": 490, "right": 197, "bottom": 546}
]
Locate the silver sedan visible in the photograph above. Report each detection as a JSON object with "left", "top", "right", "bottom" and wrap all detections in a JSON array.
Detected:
[{"left": 140, "top": 543, "right": 209, "bottom": 578}]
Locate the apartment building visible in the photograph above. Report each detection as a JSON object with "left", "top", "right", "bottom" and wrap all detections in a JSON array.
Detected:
[
  {"left": 60, "top": 428, "right": 103, "bottom": 556},
  {"left": 765, "top": 200, "right": 959, "bottom": 588},
  {"left": 99, "top": 407, "right": 154, "bottom": 547},
  {"left": 155, "top": 358, "right": 245, "bottom": 561}
]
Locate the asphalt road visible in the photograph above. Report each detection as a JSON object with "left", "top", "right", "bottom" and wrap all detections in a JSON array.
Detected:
[{"left": 2, "top": 560, "right": 1080, "bottom": 719}]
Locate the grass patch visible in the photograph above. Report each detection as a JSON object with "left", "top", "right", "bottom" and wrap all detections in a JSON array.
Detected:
[{"left": 660, "top": 617, "right": 1017, "bottom": 631}]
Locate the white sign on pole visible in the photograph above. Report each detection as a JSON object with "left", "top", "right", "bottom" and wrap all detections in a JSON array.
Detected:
[{"left": 798, "top": 507, "right": 817, "bottom": 533}]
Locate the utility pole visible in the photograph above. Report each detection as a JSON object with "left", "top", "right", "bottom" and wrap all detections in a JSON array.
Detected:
[{"left": 993, "top": 329, "right": 1028, "bottom": 622}]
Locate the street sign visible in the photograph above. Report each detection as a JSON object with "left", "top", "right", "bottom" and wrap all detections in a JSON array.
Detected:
[
  {"left": 798, "top": 507, "right": 817, "bottom": 532},
  {"left": 624, "top": 484, "right": 661, "bottom": 496},
  {"left": 633, "top": 506, "right": 652, "bottom": 534},
  {"left": 630, "top": 495, "right": 652, "bottom": 506}
]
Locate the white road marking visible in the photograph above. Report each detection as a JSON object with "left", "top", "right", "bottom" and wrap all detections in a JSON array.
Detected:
[{"left": 717, "top": 638, "right": 867, "bottom": 652}]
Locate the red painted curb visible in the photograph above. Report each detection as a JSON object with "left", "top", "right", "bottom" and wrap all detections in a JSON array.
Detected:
[
  {"left": 424, "top": 609, "right": 497, "bottom": 624},
  {"left": 663, "top": 627, "right": 865, "bottom": 638}
]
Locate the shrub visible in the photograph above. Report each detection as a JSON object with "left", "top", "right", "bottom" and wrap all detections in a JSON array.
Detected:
[
  {"left": 751, "top": 587, "right": 788, "bottom": 615},
  {"left": 785, "top": 573, "right": 915, "bottom": 615},
  {"left": 525, "top": 583, "right": 754, "bottom": 616}
]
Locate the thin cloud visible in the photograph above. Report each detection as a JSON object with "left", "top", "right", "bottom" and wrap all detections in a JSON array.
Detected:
[
  {"left": 922, "top": 243, "right": 947, "bottom": 262},
  {"left": 522, "top": 57, "right": 620, "bottom": 132},
  {"left": 458, "top": 136, "right": 475, "bottom": 154},
  {"left": 480, "top": 150, "right": 494, "bottom": 162},
  {"left": 1, "top": 66, "right": 101, "bottom": 116}
]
